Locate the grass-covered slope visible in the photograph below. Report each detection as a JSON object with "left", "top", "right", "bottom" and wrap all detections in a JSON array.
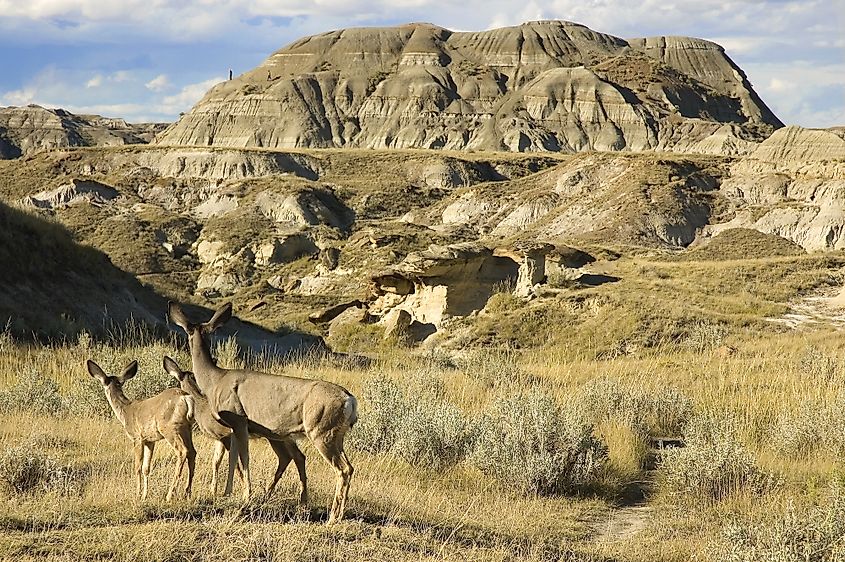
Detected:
[{"left": 0, "top": 201, "right": 164, "bottom": 338}]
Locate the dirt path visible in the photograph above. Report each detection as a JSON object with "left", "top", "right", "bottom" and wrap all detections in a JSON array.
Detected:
[
  {"left": 768, "top": 286, "right": 845, "bottom": 329},
  {"left": 589, "top": 475, "right": 655, "bottom": 543},
  {"left": 592, "top": 505, "right": 652, "bottom": 543}
]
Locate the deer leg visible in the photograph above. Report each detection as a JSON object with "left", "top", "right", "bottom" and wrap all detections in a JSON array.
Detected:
[
  {"left": 312, "top": 439, "right": 353, "bottom": 525},
  {"left": 233, "top": 422, "right": 251, "bottom": 502},
  {"left": 165, "top": 438, "right": 186, "bottom": 502},
  {"left": 141, "top": 442, "right": 154, "bottom": 502},
  {"left": 165, "top": 428, "right": 195, "bottom": 501},
  {"left": 288, "top": 442, "right": 308, "bottom": 508},
  {"left": 224, "top": 432, "right": 239, "bottom": 497},
  {"left": 211, "top": 439, "right": 226, "bottom": 496},
  {"left": 215, "top": 436, "right": 244, "bottom": 496},
  {"left": 183, "top": 428, "right": 196, "bottom": 499},
  {"left": 133, "top": 440, "right": 144, "bottom": 500},
  {"left": 266, "top": 440, "right": 293, "bottom": 498}
]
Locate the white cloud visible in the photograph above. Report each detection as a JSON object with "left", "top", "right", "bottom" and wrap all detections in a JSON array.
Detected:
[
  {"left": 145, "top": 74, "right": 170, "bottom": 92},
  {"left": 154, "top": 77, "right": 224, "bottom": 116},
  {"left": 111, "top": 70, "right": 132, "bottom": 83},
  {"left": 85, "top": 74, "right": 102, "bottom": 88}
]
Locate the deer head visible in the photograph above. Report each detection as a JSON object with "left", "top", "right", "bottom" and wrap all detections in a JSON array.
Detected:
[
  {"left": 167, "top": 301, "right": 232, "bottom": 367},
  {"left": 163, "top": 356, "right": 206, "bottom": 398},
  {"left": 86, "top": 359, "right": 138, "bottom": 391}
]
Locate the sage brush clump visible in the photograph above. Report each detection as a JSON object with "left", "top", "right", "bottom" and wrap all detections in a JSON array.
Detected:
[
  {"left": 470, "top": 390, "right": 606, "bottom": 495},
  {"left": 0, "top": 437, "right": 83, "bottom": 496},
  {"left": 0, "top": 369, "right": 66, "bottom": 415},
  {"left": 348, "top": 372, "right": 471, "bottom": 470},
  {"left": 713, "top": 484, "right": 845, "bottom": 562},
  {"left": 579, "top": 377, "right": 691, "bottom": 438},
  {"left": 660, "top": 410, "right": 769, "bottom": 502},
  {"left": 769, "top": 395, "right": 845, "bottom": 458}
]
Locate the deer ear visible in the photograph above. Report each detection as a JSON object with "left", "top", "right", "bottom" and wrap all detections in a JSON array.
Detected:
[
  {"left": 86, "top": 360, "right": 109, "bottom": 385},
  {"left": 162, "top": 356, "right": 184, "bottom": 380},
  {"left": 118, "top": 361, "right": 138, "bottom": 383},
  {"left": 168, "top": 302, "right": 191, "bottom": 332},
  {"left": 203, "top": 302, "right": 232, "bottom": 333}
]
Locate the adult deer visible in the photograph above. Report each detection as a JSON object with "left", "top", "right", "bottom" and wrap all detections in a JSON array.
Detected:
[
  {"left": 162, "top": 355, "right": 307, "bottom": 504},
  {"left": 86, "top": 359, "right": 196, "bottom": 501},
  {"left": 167, "top": 302, "right": 358, "bottom": 524}
]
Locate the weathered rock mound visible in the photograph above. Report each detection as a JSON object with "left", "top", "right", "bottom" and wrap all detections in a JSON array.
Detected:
[
  {"left": 703, "top": 127, "right": 845, "bottom": 251},
  {"left": 0, "top": 105, "right": 166, "bottom": 159},
  {"left": 156, "top": 20, "right": 781, "bottom": 154}
]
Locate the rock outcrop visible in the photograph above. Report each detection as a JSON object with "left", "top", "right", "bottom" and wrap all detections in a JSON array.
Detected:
[
  {"left": 156, "top": 20, "right": 781, "bottom": 154},
  {"left": 0, "top": 105, "right": 165, "bottom": 158},
  {"left": 21, "top": 178, "right": 119, "bottom": 209},
  {"left": 703, "top": 127, "right": 845, "bottom": 250},
  {"left": 369, "top": 242, "right": 521, "bottom": 333}
]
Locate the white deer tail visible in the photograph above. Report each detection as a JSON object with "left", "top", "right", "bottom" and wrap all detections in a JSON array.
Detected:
[
  {"left": 182, "top": 395, "right": 195, "bottom": 421},
  {"left": 344, "top": 394, "right": 358, "bottom": 428}
]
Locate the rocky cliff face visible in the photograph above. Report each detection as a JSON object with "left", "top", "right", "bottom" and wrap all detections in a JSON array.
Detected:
[
  {"left": 156, "top": 20, "right": 781, "bottom": 154},
  {"left": 702, "top": 126, "right": 845, "bottom": 251},
  {"left": 0, "top": 105, "right": 165, "bottom": 158}
]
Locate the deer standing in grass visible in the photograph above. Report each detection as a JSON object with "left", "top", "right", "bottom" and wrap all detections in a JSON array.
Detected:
[
  {"left": 163, "top": 355, "right": 307, "bottom": 503},
  {"left": 168, "top": 302, "right": 358, "bottom": 524},
  {"left": 86, "top": 359, "right": 196, "bottom": 501}
]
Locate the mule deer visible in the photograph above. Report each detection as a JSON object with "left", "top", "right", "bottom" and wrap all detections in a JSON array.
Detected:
[
  {"left": 86, "top": 359, "right": 196, "bottom": 501},
  {"left": 167, "top": 302, "right": 358, "bottom": 524},
  {"left": 163, "top": 356, "right": 307, "bottom": 504}
]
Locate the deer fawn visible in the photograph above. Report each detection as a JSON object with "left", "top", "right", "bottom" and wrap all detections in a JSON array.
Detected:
[
  {"left": 87, "top": 359, "right": 196, "bottom": 501},
  {"left": 168, "top": 302, "right": 357, "bottom": 524},
  {"left": 163, "top": 356, "right": 307, "bottom": 504}
]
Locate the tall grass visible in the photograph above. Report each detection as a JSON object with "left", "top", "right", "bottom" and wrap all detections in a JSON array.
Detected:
[{"left": 1, "top": 322, "right": 845, "bottom": 560}]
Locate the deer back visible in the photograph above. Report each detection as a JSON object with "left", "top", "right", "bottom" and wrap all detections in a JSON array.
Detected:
[{"left": 211, "top": 369, "right": 355, "bottom": 439}]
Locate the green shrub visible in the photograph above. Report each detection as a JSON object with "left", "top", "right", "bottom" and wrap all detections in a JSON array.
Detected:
[
  {"left": 0, "top": 369, "right": 66, "bottom": 415},
  {"left": 685, "top": 321, "right": 727, "bottom": 352},
  {"left": 660, "top": 411, "right": 769, "bottom": 502},
  {"left": 458, "top": 347, "right": 532, "bottom": 390},
  {"left": 347, "top": 375, "right": 407, "bottom": 455},
  {"left": 470, "top": 390, "right": 606, "bottom": 495},
  {"left": 393, "top": 399, "right": 470, "bottom": 470},
  {"left": 768, "top": 395, "right": 845, "bottom": 458},
  {"left": 799, "top": 346, "right": 839, "bottom": 382}
]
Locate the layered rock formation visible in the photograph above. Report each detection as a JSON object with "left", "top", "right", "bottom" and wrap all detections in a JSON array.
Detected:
[
  {"left": 0, "top": 105, "right": 165, "bottom": 158},
  {"left": 156, "top": 20, "right": 781, "bottom": 154},
  {"left": 702, "top": 126, "right": 845, "bottom": 250}
]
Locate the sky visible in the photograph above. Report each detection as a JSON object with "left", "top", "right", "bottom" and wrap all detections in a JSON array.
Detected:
[{"left": 0, "top": 0, "right": 842, "bottom": 127}]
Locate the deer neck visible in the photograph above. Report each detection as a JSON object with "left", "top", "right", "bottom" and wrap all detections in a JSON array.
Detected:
[
  {"left": 189, "top": 331, "right": 224, "bottom": 394},
  {"left": 104, "top": 385, "right": 131, "bottom": 428}
]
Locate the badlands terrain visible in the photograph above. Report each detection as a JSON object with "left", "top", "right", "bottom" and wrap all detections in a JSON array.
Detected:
[{"left": 0, "top": 19, "right": 845, "bottom": 562}]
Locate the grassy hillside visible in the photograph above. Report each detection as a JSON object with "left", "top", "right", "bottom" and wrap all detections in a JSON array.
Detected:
[{"left": 0, "top": 201, "right": 165, "bottom": 338}]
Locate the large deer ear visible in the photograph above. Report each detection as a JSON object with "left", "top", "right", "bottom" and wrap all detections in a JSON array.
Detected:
[
  {"left": 203, "top": 302, "right": 232, "bottom": 333},
  {"left": 163, "top": 356, "right": 185, "bottom": 380},
  {"left": 86, "top": 360, "right": 109, "bottom": 385},
  {"left": 118, "top": 361, "right": 138, "bottom": 383},
  {"left": 182, "top": 372, "right": 205, "bottom": 397},
  {"left": 168, "top": 301, "right": 191, "bottom": 332}
]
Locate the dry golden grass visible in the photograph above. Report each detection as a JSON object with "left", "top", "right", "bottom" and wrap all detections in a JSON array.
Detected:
[{"left": 1, "top": 317, "right": 845, "bottom": 561}]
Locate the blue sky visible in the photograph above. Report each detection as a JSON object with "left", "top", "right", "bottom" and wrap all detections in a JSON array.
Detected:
[{"left": 0, "top": 0, "right": 842, "bottom": 127}]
